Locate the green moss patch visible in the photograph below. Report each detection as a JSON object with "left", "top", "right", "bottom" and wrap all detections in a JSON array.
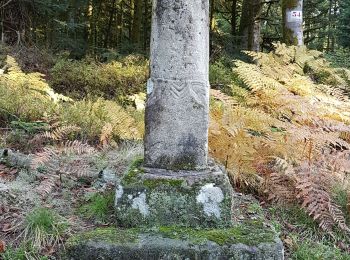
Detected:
[
  {"left": 66, "top": 228, "right": 139, "bottom": 246},
  {"left": 155, "top": 221, "right": 276, "bottom": 246},
  {"left": 122, "top": 157, "right": 185, "bottom": 189},
  {"left": 122, "top": 157, "right": 144, "bottom": 185},
  {"left": 66, "top": 221, "right": 277, "bottom": 249},
  {"left": 142, "top": 178, "right": 184, "bottom": 189}
]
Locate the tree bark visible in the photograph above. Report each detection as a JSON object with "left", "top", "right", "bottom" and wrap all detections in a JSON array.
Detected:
[
  {"left": 104, "top": 0, "right": 117, "bottom": 48},
  {"left": 209, "top": 0, "right": 215, "bottom": 55},
  {"left": 131, "top": 0, "right": 142, "bottom": 47},
  {"left": 239, "top": 0, "right": 262, "bottom": 51},
  {"left": 282, "top": 0, "right": 304, "bottom": 46},
  {"left": 116, "top": 1, "right": 123, "bottom": 49},
  {"left": 231, "top": 0, "right": 237, "bottom": 36}
]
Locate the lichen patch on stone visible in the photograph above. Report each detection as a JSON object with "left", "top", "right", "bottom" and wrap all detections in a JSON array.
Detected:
[
  {"left": 131, "top": 192, "right": 150, "bottom": 217},
  {"left": 114, "top": 185, "right": 124, "bottom": 207},
  {"left": 196, "top": 183, "right": 224, "bottom": 218}
]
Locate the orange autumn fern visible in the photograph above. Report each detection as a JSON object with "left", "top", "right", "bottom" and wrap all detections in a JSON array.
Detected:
[{"left": 209, "top": 43, "right": 350, "bottom": 233}]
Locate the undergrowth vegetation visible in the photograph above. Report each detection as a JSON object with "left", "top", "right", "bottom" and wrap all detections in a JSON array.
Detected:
[
  {"left": 50, "top": 55, "right": 148, "bottom": 99},
  {"left": 0, "top": 54, "right": 143, "bottom": 149}
]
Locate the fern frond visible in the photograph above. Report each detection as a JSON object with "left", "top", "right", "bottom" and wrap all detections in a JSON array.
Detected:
[
  {"left": 296, "top": 172, "right": 350, "bottom": 233},
  {"left": 62, "top": 140, "right": 96, "bottom": 155},
  {"left": 37, "top": 125, "right": 81, "bottom": 141},
  {"left": 266, "top": 172, "right": 297, "bottom": 203},
  {"left": 31, "top": 147, "right": 58, "bottom": 170},
  {"left": 36, "top": 175, "right": 58, "bottom": 196},
  {"left": 100, "top": 123, "right": 113, "bottom": 147}
]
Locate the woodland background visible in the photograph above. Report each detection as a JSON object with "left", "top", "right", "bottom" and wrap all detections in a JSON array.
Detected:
[{"left": 1, "top": 0, "right": 350, "bottom": 58}]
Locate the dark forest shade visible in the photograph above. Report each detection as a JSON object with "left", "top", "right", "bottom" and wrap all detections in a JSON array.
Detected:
[{"left": 0, "top": 0, "right": 349, "bottom": 56}]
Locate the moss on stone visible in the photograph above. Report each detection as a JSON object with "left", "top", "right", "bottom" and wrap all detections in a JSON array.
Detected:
[
  {"left": 117, "top": 207, "right": 148, "bottom": 227},
  {"left": 66, "top": 220, "right": 277, "bottom": 249},
  {"left": 171, "top": 154, "right": 198, "bottom": 171},
  {"left": 153, "top": 220, "right": 276, "bottom": 246},
  {"left": 121, "top": 157, "right": 144, "bottom": 185},
  {"left": 121, "top": 158, "right": 185, "bottom": 190},
  {"left": 142, "top": 178, "right": 184, "bottom": 190},
  {"left": 153, "top": 154, "right": 198, "bottom": 171},
  {"left": 66, "top": 228, "right": 139, "bottom": 247}
]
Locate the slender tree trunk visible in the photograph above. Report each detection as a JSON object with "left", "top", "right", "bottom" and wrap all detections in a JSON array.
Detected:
[
  {"left": 231, "top": 0, "right": 237, "bottom": 36},
  {"left": 1, "top": 20, "right": 4, "bottom": 44},
  {"left": 128, "top": 0, "right": 133, "bottom": 40},
  {"left": 282, "top": 0, "right": 304, "bottom": 46},
  {"left": 143, "top": 0, "right": 149, "bottom": 51},
  {"left": 104, "top": 0, "right": 117, "bottom": 48},
  {"left": 239, "top": 0, "right": 262, "bottom": 51},
  {"left": 131, "top": 0, "right": 142, "bottom": 48},
  {"left": 331, "top": 0, "right": 338, "bottom": 51},
  {"left": 116, "top": 1, "right": 123, "bottom": 50},
  {"left": 209, "top": 0, "right": 215, "bottom": 55},
  {"left": 326, "top": 0, "right": 333, "bottom": 51}
]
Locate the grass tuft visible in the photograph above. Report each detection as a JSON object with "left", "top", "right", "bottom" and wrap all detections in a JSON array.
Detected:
[
  {"left": 22, "top": 207, "right": 68, "bottom": 249},
  {"left": 79, "top": 192, "right": 115, "bottom": 223}
]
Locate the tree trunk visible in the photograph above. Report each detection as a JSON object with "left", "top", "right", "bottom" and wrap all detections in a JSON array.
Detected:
[
  {"left": 209, "top": 0, "right": 215, "bottom": 55},
  {"left": 331, "top": 0, "right": 338, "bottom": 52},
  {"left": 143, "top": 0, "right": 149, "bottom": 51},
  {"left": 116, "top": 1, "right": 123, "bottom": 50},
  {"left": 104, "top": 0, "right": 117, "bottom": 48},
  {"left": 239, "top": 0, "right": 262, "bottom": 51},
  {"left": 1, "top": 20, "right": 4, "bottom": 44},
  {"left": 282, "top": 0, "right": 303, "bottom": 46},
  {"left": 326, "top": 0, "right": 333, "bottom": 51},
  {"left": 131, "top": 0, "right": 142, "bottom": 47},
  {"left": 231, "top": 0, "right": 237, "bottom": 36}
]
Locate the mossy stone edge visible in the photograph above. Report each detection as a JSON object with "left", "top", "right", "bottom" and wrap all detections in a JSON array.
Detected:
[{"left": 64, "top": 223, "right": 284, "bottom": 260}]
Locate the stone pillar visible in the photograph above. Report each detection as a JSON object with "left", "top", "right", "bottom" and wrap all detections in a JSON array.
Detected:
[
  {"left": 144, "top": 0, "right": 210, "bottom": 170},
  {"left": 282, "top": 0, "right": 304, "bottom": 46}
]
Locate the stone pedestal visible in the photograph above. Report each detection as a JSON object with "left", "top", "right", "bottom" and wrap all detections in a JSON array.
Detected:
[
  {"left": 65, "top": 160, "right": 284, "bottom": 260},
  {"left": 115, "top": 160, "right": 233, "bottom": 228}
]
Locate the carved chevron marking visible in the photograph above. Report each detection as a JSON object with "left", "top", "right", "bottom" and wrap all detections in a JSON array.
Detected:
[
  {"left": 169, "top": 81, "right": 187, "bottom": 99},
  {"left": 148, "top": 79, "right": 208, "bottom": 106}
]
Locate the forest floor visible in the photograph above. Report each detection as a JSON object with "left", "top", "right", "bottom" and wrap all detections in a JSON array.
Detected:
[
  {"left": 0, "top": 144, "right": 349, "bottom": 259},
  {"left": 0, "top": 143, "right": 142, "bottom": 259}
]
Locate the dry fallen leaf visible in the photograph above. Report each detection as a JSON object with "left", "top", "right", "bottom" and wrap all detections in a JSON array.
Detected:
[
  {"left": 282, "top": 236, "right": 294, "bottom": 248},
  {"left": 0, "top": 240, "right": 6, "bottom": 253},
  {"left": 1, "top": 223, "right": 12, "bottom": 232},
  {"left": 0, "top": 164, "right": 18, "bottom": 181}
]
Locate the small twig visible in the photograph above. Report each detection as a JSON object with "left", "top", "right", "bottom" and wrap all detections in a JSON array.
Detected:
[
  {"left": 225, "top": 155, "right": 229, "bottom": 169},
  {"left": 0, "top": 0, "right": 14, "bottom": 9}
]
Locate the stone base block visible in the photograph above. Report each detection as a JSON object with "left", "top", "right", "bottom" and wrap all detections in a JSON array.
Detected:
[
  {"left": 115, "top": 159, "right": 233, "bottom": 228},
  {"left": 65, "top": 225, "right": 284, "bottom": 260}
]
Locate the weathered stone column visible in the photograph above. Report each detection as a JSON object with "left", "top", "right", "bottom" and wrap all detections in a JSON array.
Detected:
[
  {"left": 282, "top": 0, "right": 304, "bottom": 46},
  {"left": 145, "top": 0, "right": 210, "bottom": 170}
]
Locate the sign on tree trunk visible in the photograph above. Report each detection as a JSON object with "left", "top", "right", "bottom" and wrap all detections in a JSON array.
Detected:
[{"left": 282, "top": 0, "right": 304, "bottom": 46}]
